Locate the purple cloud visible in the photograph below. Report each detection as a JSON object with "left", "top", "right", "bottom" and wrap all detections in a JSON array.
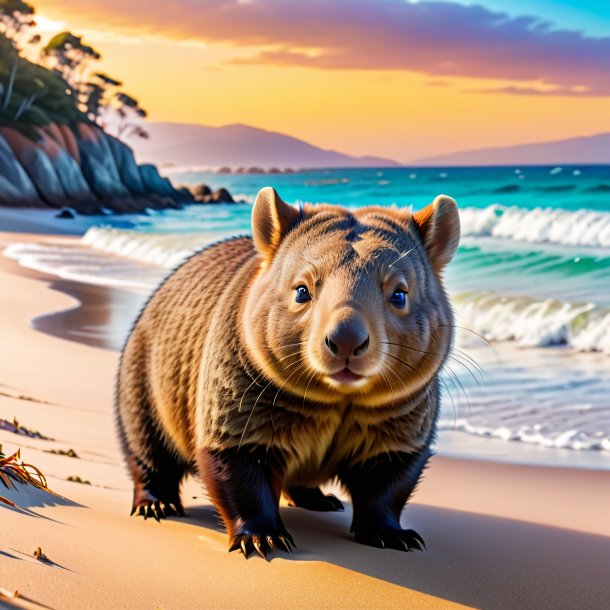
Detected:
[{"left": 45, "top": 0, "right": 610, "bottom": 96}]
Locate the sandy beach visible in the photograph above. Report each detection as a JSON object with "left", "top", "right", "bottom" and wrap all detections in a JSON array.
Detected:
[{"left": 1, "top": 230, "right": 609, "bottom": 610}]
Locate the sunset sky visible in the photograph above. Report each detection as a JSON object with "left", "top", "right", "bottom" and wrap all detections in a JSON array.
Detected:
[{"left": 32, "top": 0, "right": 610, "bottom": 163}]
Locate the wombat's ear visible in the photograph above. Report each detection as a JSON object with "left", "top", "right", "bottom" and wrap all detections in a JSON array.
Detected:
[
  {"left": 412, "top": 195, "right": 460, "bottom": 270},
  {"left": 252, "top": 187, "right": 300, "bottom": 259}
]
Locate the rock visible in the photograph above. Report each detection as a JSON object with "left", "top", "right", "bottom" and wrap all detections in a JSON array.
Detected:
[
  {"left": 56, "top": 124, "right": 80, "bottom": 163},
  {"left": 106, "top": 134, "right": 147, "bottom": 197},
  {"left": 56, "top": 207, "right": 76, "bottom": 219},
  {"left": 247, "top": 166, "right": 265, "bottom": 174},
  {"left": 191, "top": 183, "right": 212, "bottom": 200},
  {"left": 75, "top": 123, "right": 131, "bottom": 200},
  {"left": 208, "top": 188, "right": 234, "bottom": 203},
  {"left": 35, "top": 128, "right": 94, "bottom": 202},
  {"left": 0, "top": 126, "right": 68, "bottom": 207},
  {"left": 177, "top": 186, "right": 193, "bottom": 199},
  {"left": 218, "top": 166, "right": 232, "bottom": 174},
  {"left": 139, "top": 164, "right": 180, "bottom": 198},
  {"left": 268, "top": 167, "right": 282, "bottom": 174},
  {"left": 0, "top": 120, "right": 194, "bottom": 214},
  {"left": 0, "top": 134, "right": 40, "bottom": 206}
]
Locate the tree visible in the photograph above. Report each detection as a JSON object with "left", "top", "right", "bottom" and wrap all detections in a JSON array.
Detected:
[
  {"left": 0, "top": 0, "right": 35, "bottom": 46},
  {"left": 42, "top": 31, "right": 147, "bottom": 140},
  {"left": 0, "top": 1, "right": 148, "bottom": 141}
]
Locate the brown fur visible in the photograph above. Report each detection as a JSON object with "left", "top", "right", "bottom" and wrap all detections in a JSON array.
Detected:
[{"left": 116, "top": 187, "right": 460, "bottom": 555}]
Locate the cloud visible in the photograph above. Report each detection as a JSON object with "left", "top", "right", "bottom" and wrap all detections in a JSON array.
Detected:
[{"left": 39, "top": 0, "right": 610, "bottom": 95}]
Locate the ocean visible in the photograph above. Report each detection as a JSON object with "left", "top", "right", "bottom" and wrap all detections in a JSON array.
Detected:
[{"left": 6, "top": 165, "right": 610, "bottom": 467}]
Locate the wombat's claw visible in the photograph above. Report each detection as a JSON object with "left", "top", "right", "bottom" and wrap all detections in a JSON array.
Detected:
[
  {"left": 130, "top": 499, "right": 184, "bottom": 521},
  {"left": 362, "top": 529, "right": 426, "bottom": 552},
  {"left": 229, "top": 532, "right": 296, "bottom": 559}
]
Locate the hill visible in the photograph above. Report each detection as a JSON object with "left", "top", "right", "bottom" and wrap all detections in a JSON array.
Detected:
[
  {"left": 413, "top": 133, "right": 610, "bottom": 166},
  {"left": 130, "top": 122, "right": 401, "bottom": 169}
]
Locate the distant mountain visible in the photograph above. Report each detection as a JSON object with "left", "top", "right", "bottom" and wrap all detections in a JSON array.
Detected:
[
  {"left": 129, "top": 122, "right": 401, "bottom": 169},
  {"left": 413, "top": 133, "right": 610, "bottom": 166}
]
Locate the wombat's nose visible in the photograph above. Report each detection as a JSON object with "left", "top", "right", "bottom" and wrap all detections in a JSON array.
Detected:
[{"left": 325, "top": 317, "right": 370, "bottom": 359}]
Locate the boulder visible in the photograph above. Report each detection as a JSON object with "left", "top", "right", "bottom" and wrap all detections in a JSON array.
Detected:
[
  {"left": 36, "top": 128, "right": 94, "bottom": 202},
  {"left": 75, "top": 123, "right": 131, "bottom": 200},
  {"left": 56, "top": 207, "right": 77, "bottom": 219},
  {"left": 0, "top": 126, "right": 67, "bottom": 207},
  {"left": 191, "top": 183, "right": 212, "bottom": 200},
  {"left": 105, "top": 134, "right": 147, "bottom": 197},
  {"left": 56, "top": 124, "right": 81, "bottom": 163},
  {"left": 0, "top": 134, "right": 40, "bottom": 206},
  {"left": 139, "top": 164, "right": 180, "bottom": 198},
  {"left": 209, "top": 188, "right": 234, "bottom": 203}
]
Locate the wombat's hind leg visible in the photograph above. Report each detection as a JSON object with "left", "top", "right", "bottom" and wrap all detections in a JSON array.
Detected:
[
  {"left": 198, "top": 446, "right": 294, "bottom": 559},
  {"left": 129, "top": 452, "right": 187, "bottom": 521},
  {"left": 117, "top": 395, "right": 187, "bottom": 521},
  {"left": 285, "top": 486, "right": 344, "bottom": 512}
]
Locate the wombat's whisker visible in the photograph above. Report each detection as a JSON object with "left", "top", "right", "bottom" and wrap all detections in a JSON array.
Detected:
[
  {"left": 238, "top": 350, "right": 302, "bottom": 412},
  {"left": 442, "top": 363, "right": 471, "bottom": 406},
  {"left": 438, "top": 324, "right": 497, "bottom": 356},
  {"left": 380, "top": 341, "right": 483, "bottom": 386},
  {"left": 271, "top": 362, "right": 308, "bottom": 432},
  {"left": 379, "top": 369, "right": 396, "bottom": 405},
  {"left": 388, "top": 248, "right": 413, "bottom": 268},
  {"left": 380, "top": 351, "right": 430, "bottom": 390},
  {"left": 302, "top": 369, "right": 318, "bottom": 410},
  {"left": 277, "top": 341, "right": 306, "bottom": 350},
  {"left": 272, "top": 360, "right": 312, "bottom": 410},
  {"left": 381, "top": 340, "right": 483, "bottom": 377},
  {"left": 238, "top": 370, "right": 283, "bottom": 450},
  {"left": 438, "top": 374, "right": 458, "bottom": 427},
  {"left": 382, "top": 363, "right": 409, "bottom": 402}
]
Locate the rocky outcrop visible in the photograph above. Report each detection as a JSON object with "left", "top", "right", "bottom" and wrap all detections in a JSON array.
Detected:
[
  {"left": 190, "top": 184, "right": 235, "bottom": 203},
  {"left": 0, "top": 121, "right": 194, "bottom": 214},
  {"left": 0, "top": 134, "right": 39, "bottom": 206}
]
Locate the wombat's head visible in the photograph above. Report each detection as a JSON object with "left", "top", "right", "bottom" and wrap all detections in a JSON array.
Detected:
[{"left": 242, "top": 187, "right": 460, "bottom": 407}]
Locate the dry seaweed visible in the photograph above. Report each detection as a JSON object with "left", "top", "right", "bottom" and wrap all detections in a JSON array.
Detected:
[
  {"left": 67, "top": 475, "right": 90, "bottom": 485},
  {"left": 0, "top": 445, "right": 59, "bottom": 508},
  {"left": 45, "top": 448, "right": 79, "bottom": 458},
  {"left": 0, "top": 417, "right": 53, "bottom": 440}
]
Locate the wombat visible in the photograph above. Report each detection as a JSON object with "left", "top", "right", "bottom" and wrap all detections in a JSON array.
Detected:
[{"left": 116, "top": 187, "right": 460, "bottom": 558}]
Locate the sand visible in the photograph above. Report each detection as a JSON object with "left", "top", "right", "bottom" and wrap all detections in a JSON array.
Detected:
[{"left": 0, "top": 230, "right": 609, "bottom": 610}]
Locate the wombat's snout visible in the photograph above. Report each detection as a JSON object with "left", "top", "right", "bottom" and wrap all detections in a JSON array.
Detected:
[{"left": 324, "top": 311, "right": 370, "bottom": 361}]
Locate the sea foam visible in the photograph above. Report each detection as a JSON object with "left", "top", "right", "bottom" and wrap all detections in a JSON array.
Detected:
[
  {"left": 460, "top": 205, "right": 610, "bottom": 247},
  {"left": 454, "top": 292, "right": 610, "bottom": 354}
]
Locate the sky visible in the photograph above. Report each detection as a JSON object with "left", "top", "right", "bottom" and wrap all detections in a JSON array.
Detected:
[{"left": 31, "top": 0, "right": 610, "bottom": 163}]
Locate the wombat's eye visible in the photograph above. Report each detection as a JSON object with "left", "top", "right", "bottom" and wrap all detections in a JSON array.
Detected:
[
  {"left": 295, "top": 285, "right": 312, "bottom": 304},
  {"left": 389, "top": 288, "right": 407, "bottom": 309}
]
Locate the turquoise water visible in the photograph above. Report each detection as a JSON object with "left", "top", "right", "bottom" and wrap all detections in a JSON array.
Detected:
[{"left": 172, "top": 165, "right": 610, "bottom": 211}]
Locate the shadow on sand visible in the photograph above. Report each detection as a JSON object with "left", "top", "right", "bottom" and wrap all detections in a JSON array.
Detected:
[{"left": 183, "top": 500, "right": 610, "bottom": 609}]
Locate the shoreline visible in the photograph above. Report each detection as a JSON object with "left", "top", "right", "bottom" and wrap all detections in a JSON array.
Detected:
[{"left": 1, "top": 229, "right": 610, "bottom": 608}]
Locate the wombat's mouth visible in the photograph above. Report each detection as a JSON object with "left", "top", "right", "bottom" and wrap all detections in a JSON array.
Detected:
[{"left": 329, "top": 367, "right": 366, "bottom": 385}]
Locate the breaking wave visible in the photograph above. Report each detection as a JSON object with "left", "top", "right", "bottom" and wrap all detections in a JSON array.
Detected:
[
  {"left": 454, "top": 292, "right": 610, "bottom": 354},
  {"left": 460, "top": 205, "right": 610, "bottom": 248}
]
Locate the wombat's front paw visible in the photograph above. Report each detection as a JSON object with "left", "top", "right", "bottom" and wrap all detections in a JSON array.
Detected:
[
  {"left": 229, "top": 528, "right": 296, "bottom": 560},
  {"left": 355, "top": 528, "right": 426, "bottom": 552}
]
